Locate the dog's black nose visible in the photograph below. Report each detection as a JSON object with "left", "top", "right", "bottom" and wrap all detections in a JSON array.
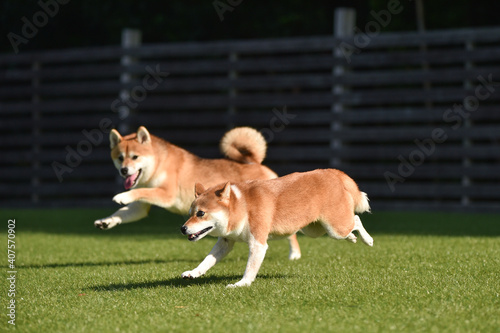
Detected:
[
  {"left": 120, "top": 167, "right": 128, "bottom": 176},
  {"left": 180, "top": 226, "right": 188, "bottom": 235}
]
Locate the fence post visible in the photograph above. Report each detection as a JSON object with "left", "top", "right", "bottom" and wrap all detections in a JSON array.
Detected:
[
  {"left": 228, "top": 52, "right": 238, "bottom": 128},
  {"left": 461, "top": 40, "right": 474, "bottom": 207},
  {"left": 119, "top": 28, "right": 142, "bottom": 135},
  {"left": 31, "top": 60, "right": 41, "bottom": 204},
  {"left": 415, "top": 0, "right": 432, "bottom": 109},
  {"left": 331, "top": 8, "right": 356, "bottom": 169}
]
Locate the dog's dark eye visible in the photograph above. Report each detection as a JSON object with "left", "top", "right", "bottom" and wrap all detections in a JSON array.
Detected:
[
  {"left": 196, "top": 211, "right": 205, "bottom": 217},
  {"left": 132, "top": 155, "right": 138, "bottom": 160},
  {"left": 118, "top": 156, "right": 124, "bottom": 162}
]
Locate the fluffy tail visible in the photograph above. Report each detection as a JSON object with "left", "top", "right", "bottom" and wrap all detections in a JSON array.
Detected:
[
  {"left": 355, "top": 191, "right": 371, "bottom": 214},
  {"left": 339, "top": 170, "right": 371, "bottom": 214},
  {"left": 220, "top": 127, "right": 267, "bottom": 164}
]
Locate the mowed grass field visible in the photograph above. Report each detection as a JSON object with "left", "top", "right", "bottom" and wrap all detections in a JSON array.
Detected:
[{"left": 1, "top": 208, "right": 499, "bottom": 333}]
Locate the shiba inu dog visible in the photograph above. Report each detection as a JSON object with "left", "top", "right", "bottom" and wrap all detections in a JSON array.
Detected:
[
  {"left": 180, "top": 169, "right": 373, "bottom": 288},
  {"left": 94, "top": 126, "right": 302, "bottom": 260}
]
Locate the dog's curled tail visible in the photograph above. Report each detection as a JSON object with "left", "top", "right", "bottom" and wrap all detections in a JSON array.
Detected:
[
  {"left": 340, "top": 170, "right": 371, "bottom": 214},
  {"left": 220, "top": 127, "right": 267, "bottom": 164},
  {"left": 355, "top": 191, "right": 371, "bottom": 214}
]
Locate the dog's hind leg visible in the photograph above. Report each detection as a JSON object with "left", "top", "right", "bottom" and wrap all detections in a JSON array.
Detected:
[
  {"left": 346, "top": 232, "right": 357, "bottom": 243},
  {"left": 287, "top": 234, "right": 301, "bottom": 260},
  {"left": 352, "top": 215, "right": 373, "bottom": 246},
  {"left": 182, "top": 237, "right": 235, "bottom": 280},
  {"left": 319, "top": 210, "right": 356, "bottom": 241}
]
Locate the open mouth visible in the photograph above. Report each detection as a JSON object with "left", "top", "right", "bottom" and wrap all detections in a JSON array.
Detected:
[
  {"left": 124, "top": 169, "right": 142, "bottom": 190},
  {"left": 188, "top": 227, "right": 213, "bottom": 242}
]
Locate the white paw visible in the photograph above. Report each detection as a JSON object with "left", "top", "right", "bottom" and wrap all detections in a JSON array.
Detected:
[
  {"left": 94, "top": 217, "right": 120, "bottom": 230},
  {"left": 362, "top": 236, "right": 374, "bottom": 247},
  {"left": 288, "top": 251, "right": 301, "bottom": 261},
  {"left": 182, "top": 270, "right": 202, "bottom": 280},
  {"left": 113, "top": 192, "right": 134, "bottom": 206},
  {"left": 346, "top": 233, "right": 357, "bottom": 243},
  {"left": 226, "top": 279, "right": 252, "bottom": 288}
]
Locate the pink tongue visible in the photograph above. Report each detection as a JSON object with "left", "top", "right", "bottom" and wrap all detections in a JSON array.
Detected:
[{"left": 124, "top": 172, "right": 139, "bottom": 190}]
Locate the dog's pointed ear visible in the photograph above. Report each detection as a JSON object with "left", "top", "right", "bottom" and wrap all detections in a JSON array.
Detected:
[
  {"left": 195, "top": 183, "right": 206, "bottom": 198},
  {"left": 109, "top": 129, "right": 122, "bottom": 149},
  {"left": 217, "top": 182, "right": 231, "bottom": 202},
  {"left": 137, "top": 126, "right": 151, "bottom": 144}
]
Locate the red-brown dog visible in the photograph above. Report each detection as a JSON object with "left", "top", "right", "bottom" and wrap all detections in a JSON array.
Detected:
[
  {"left": 181, "top": 169, "right": 373, "bottom": 287},
  {"left": 95, "top": 126, "right": 302, "bottom": 260}
]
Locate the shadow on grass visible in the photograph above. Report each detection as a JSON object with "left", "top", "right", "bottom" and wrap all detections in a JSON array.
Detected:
[
  {"left": 16, "top": 258, "right": 199, "bottom": 270},
  {"left": 90, "top": 273, "right": 290, "bottom": 291}
]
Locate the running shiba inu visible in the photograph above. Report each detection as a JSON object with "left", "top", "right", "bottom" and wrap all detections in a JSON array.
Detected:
[
  {"left": 180, "top": 169, "right": 373, "bottom": 288},
  {"left": 94, "top": 126, "right": 302, "bottom": 260}
]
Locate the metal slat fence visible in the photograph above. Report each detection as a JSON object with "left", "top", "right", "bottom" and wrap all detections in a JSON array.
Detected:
[{"left": 1, "top": 24, "right": 499, "bottom": 211}]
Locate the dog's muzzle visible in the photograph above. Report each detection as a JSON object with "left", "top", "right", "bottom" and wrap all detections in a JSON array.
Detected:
[{"left": 180, "top": 226, "right": 213, "bottom": 241}]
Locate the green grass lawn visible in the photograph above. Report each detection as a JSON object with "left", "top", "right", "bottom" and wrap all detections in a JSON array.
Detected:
[{"left": 1, "top": 208, "right": 499, "bottom": 333}]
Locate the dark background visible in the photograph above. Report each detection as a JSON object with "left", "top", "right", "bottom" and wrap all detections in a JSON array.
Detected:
[
  {"left": 2, "top": 0, "right": 499, "bottom": 53},
  {"left": 2, "top": 1, "right": 500, "bottom": 211}
]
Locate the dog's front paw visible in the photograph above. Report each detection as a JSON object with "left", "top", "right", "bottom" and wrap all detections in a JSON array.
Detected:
[
  {"left": 288, "top": 250, "right": 301, "bottom": 261},
  {"left": 182, "top": 270, "right": 202, "bottom": 280},
  {"left": 113, "top": 192, "right": 135, "bottom": 206},
  {"left": 94, "top": 217, "right": 120, "bottom": 230}
]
